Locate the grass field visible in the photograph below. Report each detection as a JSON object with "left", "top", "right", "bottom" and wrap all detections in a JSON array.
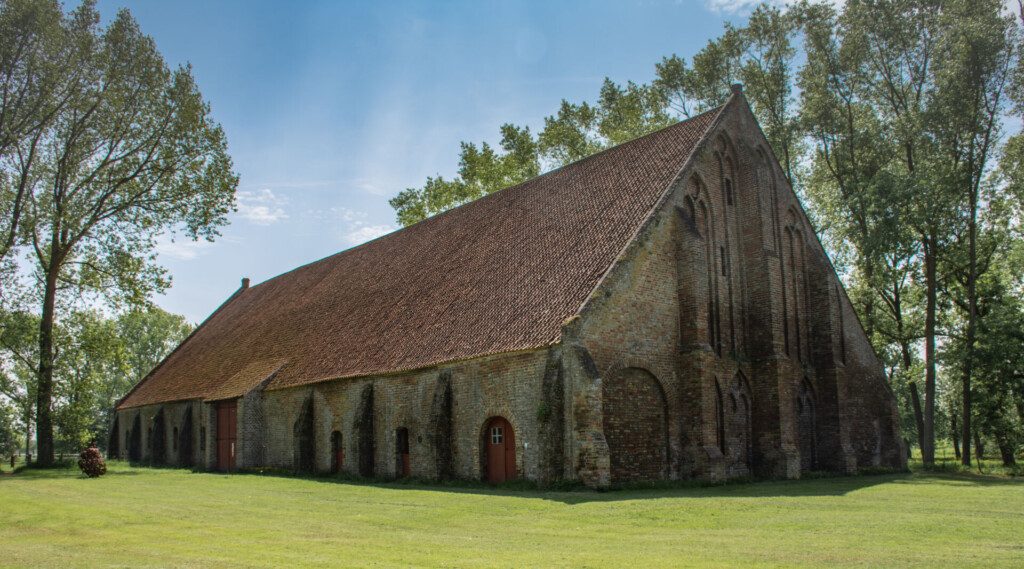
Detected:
[{"left": 1, "top": 460, "right": 1022, "bottom": 568}]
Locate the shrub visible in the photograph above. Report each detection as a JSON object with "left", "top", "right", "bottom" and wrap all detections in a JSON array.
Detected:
[{"left": 78, "top": 442, "right": 107, "bottom": 478}]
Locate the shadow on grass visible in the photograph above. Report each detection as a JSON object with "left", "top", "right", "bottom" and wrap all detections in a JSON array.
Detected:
[
  {"left": 7, "top": 460, "right": 1020, "bottom": 504},
  {"left": 220, "top": 467, "right": 920, "bottom": 504},
  {"left": 0, "top": 461, "right": 145, "bottom": 481}
]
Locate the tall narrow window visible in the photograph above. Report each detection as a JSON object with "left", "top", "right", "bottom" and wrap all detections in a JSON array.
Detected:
[
  {"left": 715, "top": 381, "right": 726, "bottom": 455},
  {"left": 836, "top": 285, "right": 847, "bottom": 363}
]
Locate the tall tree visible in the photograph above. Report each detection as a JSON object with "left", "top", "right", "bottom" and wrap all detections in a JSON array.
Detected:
[
  {"left": 18, "top": 2, "right": 236, "bottom": 466},
  {"left": 0, "top": 0, "right": 68, "bottom": 264},
  {"left": 925, "top": 0, "right": 1017, "bottom": 465}
]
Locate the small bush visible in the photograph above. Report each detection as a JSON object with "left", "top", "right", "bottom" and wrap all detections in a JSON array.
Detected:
[{"left": 77, "top": 442, "right": 107, "bottom": 478}]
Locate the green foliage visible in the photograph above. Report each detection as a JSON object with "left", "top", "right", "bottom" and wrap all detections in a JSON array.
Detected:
[
  {"left": 0, "top": 306, "right": 192, "bottom": 455},
  {"left": 389, "top": 123, "right": 539, "bottom": 226},
  {"left": 0, "top": 398, "right": 18, "bottom": 456}
]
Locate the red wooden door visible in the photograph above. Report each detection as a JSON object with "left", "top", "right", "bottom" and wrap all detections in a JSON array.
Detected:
[
  {"left": 396, "top": 428, "right": 411, "bottom": 478},
  {"left": 216, "top": 400, "right": 237, "bottom": 472},
  {"left": 486, "top": 417, "right": 516, "bottom": 483}
]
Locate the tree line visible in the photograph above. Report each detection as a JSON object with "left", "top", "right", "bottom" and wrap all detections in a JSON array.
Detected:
[
  {"left": 0, "top": 306, "right": 192, "bottom": 458},
  {"left": 392, "top": 0, "right": 1024, "bottom": 467},
  {"left": 0, "top": 0, "right": 238, "bottom": 465}
]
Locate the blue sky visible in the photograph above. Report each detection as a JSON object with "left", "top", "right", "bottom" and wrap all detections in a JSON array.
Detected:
[{"left": 95, "top": 0, "right": 757, "bottom": 322}]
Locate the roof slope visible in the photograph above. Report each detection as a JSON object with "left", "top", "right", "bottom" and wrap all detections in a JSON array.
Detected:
[{"left": 118, "top": 106, "right": 722, "bottom": 409}]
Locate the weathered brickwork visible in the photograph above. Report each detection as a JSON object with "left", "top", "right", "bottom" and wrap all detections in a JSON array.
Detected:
[
  {"left": 563, "top": 88, "right": 904, "bottom": 485},
  {"left": 114, "top": 90, "right": 904, "bottom": 487}
]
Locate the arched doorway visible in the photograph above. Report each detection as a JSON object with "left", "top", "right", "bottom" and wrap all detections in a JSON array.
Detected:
[
  {"left": 483, "top": 417, "right": 516, "bottom": 483},
  {"left": 395, "top": 428, "right": 410, "bottom": 478},
  {"left": 331, "top": 431, "right": 343, "bottom": 473},
  {"left": 797, "top": 378, "right": 817, "bottom": 472},
  {"left": 602, "top": 367, "right": 668, "bottom": 483}
]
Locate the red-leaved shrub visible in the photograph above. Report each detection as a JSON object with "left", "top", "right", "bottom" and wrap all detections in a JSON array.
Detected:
[{"left": 78, "top": 442, "right": 107, "bottom": 478}]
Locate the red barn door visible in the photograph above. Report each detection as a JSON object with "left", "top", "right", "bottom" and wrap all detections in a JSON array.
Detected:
[
  {"left": 485, "top": 417, "right": 516, "bottom": 483},
  {"left": 396, "top": 428, "right": 411, "bottom": 478},
  {"left": 216, "top": 400, "right": 237, "bottom": 472}
]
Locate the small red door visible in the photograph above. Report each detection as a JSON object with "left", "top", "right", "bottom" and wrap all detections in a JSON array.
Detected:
[
  {"left": 486, "top": 417, "right": 516, "bottom": 483},
  {"left": 396, "top": 428, "right": 411, "bottom": 477},
  {"left": 216, "top": 400, "right": 237, "bottom": 472}
]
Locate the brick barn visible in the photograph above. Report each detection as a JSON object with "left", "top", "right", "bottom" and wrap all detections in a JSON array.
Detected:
[{"left": 110, "top": 87, "right": 906, "bottom": 488}]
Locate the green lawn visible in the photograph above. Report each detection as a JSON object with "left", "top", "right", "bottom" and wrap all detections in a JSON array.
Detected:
[{"left": 1, "top": 462, "right": 1022, "bottom": 568}]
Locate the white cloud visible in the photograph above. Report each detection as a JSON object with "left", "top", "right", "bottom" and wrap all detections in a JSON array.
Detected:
[
  {"left": 704, "top": 0, "right": 844, "bottom": 15},
  {"left": 302, "top": 206, "right": 396, "bottom": 246},
  {"left": 156, "top": 238, "right": 213, "bottom": 261},
  {"left": 236, "top": 188, "right": 289, "bottom": 225},
  {"left": 704, "top": 0, "right": 763, "bottom": 15},
  {"left": 352, "top": 178, "right": 389, "bottom": 196},
  {"left": 344, "top": 224, "right": 396, "bottom": 246}
]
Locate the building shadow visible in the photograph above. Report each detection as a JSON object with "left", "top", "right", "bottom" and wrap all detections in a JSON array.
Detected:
[{"left": 227, "top": 467, "right": 1020, "bottom": 505}]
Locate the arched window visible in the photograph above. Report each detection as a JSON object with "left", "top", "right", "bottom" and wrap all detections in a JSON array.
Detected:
[{"left": 836, "top": 284, "right": 847, "bottom": 363}]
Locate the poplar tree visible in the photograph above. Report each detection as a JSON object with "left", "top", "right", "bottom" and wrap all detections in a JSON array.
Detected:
[{"left": 10, "top": 1, "right": 237, "bottom": 466}]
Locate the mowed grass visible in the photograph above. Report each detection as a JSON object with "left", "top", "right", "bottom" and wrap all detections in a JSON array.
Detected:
[{"left": 1, "top": 462, "right": 1022, "bottom": 568}]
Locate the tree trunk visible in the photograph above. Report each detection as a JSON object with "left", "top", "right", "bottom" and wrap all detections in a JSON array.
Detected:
[
  {"left": 34, "top": 259, "right": 61, "bottom": 467},
  {"left": 921, "top": 233, "right": 938, "bottom": 465},
  {"left": 909, "top": 382, "right": 925, "bottom": 455},
  {"left": 24, "top": 417, "right": 32, "bottom": 461},
  {"left": 962, "top": 185, "right": 978, "bottom": 467},
  {"left": 973, "top": 430, "right": 984, "bottom": 463},
  {"left": 997, "top": 437, "right": 1016, "bottom": 467},
  {"left": 951, "top": 412, "right": 961, "bottom": 460}
]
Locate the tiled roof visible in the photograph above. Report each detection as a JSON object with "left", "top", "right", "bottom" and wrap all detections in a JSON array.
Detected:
[
  {"left": 117, "top": 106, "right": 723, "bottom": 409},
  {"left": 203, "top": 358, "right": 287, "bottom": 402}
]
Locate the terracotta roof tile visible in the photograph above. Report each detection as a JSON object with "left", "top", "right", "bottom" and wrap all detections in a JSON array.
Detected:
[
  {"left": 203, "top": 358, "right": 287, "bottom": 402},
  {"left": 117, "top": 107, "right": 722, "bottom": 409}
]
